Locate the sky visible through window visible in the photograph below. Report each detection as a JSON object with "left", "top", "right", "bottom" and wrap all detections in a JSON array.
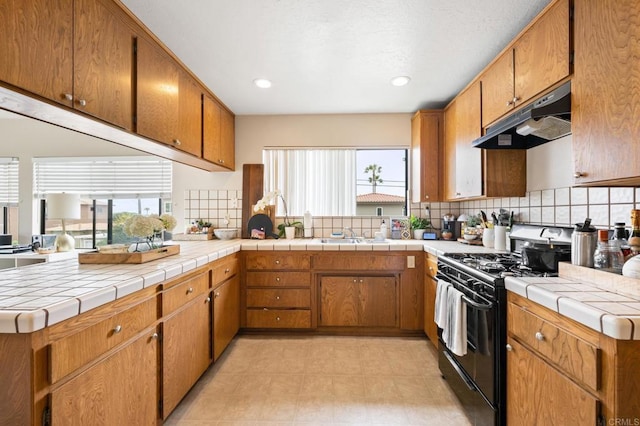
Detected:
[{"left": 356, "top": 149, "right": 406, "bottom": 197}]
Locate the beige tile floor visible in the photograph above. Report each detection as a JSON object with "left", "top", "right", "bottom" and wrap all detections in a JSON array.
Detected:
[{"left": 165, "top": 335, "right": 471, "bottom": 426}]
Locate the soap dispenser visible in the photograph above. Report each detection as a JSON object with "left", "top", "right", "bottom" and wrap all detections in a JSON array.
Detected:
[
  {"left": 304, "top": 211, "right": 313, "bottom": 238},
  {"left": 380, "top": 220, "right": 388, "bottom": 238}
]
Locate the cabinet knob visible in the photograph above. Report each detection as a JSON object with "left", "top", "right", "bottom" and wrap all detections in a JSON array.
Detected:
[
  {"left": 206, "top": 297, "right": 211, "bottom": 303},
  {"left": 535, "top": 331, "right": 545, "bottom": 341},
  {"left": 113, "top": 325, "right": 122, "bottom": 334},
  {"left": 215, "top": 292, "right": 220, "bottom": 298},
  {"left": 574, "top": 172, "right": 584, "bottom": 178},
  {"left": 275, "top": 260, "right": 280, "bottom": 265},
  {"left": 276, "top": 316, "right": 281, "bottom": 321},
  {"left": 219, "top": 159, "right": 225, "bottom": 164},
  {"left": 359, "top": 279, "right": 363, "bottom": 283},
  {"left": 276, "top": 277, "right": 281, "bottom": 282},
  {"left": 276, "top": 296, "right": 280, "bottom": 300},
  {"left": 513, "top": 96, "right": 520, "bottom": 103},
  {"left": 187, "top": 287, "right": 194, "bottom": 294},
  {"left": 455, "top": 192, "right": 461, "bottom": 196},
  {"left": 506, "top": 344, "right": 513, "bottom": 352},
  {"left": 424, "top": 195, "right": 429, "bottom": 200},
  {"left": 77, "top": 99, "right": 87, "bottom": 107},
  {"left": 151, "top": 332, "right": 159, "bottom": 340},
  {"left": 506, "top": 100, "right": 514, "bottom": 106},
  {"left": 353, "top": 279, "right": 357, "bottom": 283},
  {"left": 64, "top": 93, "right": 73, "bottom": 101},
  {"left": 173, "top": 139, "right": 182, "bottom": 146},
  {"left": 225, "top": 268, "right": 230, "bottom": 273}
]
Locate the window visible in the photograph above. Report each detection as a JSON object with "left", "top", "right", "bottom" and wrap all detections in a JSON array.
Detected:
[
  {"left": 33, "top": 157, "right": 171, "bottom": 248},
  {"left": 0, "top": 157, "right": 19, "bottom": 236},
  {"left": 263, "top": 148, "right": 407, "bottom": 216}
]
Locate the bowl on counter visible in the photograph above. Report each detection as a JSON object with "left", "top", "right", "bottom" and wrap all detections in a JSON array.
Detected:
[
  {"left": 463, "top": 233, "right": 478, "bottom": 241},
  {"left": 214, "top": 228, "right": 237, "bottom": 240}
]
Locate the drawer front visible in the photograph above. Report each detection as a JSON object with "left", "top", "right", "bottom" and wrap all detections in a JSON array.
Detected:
[
  {"left": 246, "top": 309, "right": 311, "bottom": 329},
  {"left": 312, "top": 253, "right": 406, "bottom": 271},
  {"left": 50, "top": 297, "right": 157, "bottom": 383},
  {"left": 508, "top": 301, "right": 599, "bottom": 391},
  {"left": 245, "top": 271, "right": 310, "bottom": 287},
  {"left": 246, "top": 289, "right": 310, "bottom": 308},
  {"left": 426, "top": 254, "right": 438, "bottom": 279},
  {"left": 213, "top": 255, "right": 239, "bottom": 286},
  {"left": 245, "top": 253, "right": 310, "bottom": 270},
  {"left": 163, "top": 272, "right": 210, "bottom": 316}
]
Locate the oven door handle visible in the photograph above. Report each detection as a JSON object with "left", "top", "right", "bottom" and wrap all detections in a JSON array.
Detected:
[
  {"left": 442, "top": 350, "right": 476, "bottom": 391},
  {"left": 461, "top": 295, "right": 494, "bottom": 311}
]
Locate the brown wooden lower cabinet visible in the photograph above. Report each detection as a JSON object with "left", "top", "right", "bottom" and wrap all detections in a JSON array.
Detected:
[
  {"left": 507, "top": 292, "right": 640, "bottom": 423},
  {"left": 50, "top": 326, "right": 159, "bottom": 426},
  {"left": 213, "top": 275, "right": 240, "bottom": 361},
  {"left": 423, "top": 253, "right": 438, "bottom": 346},
  {"left": 319, "top": 276, "right": 397, "bottom": 327},
  {"left": 246, "top": 309, "right": 311, "bottom": 328}
]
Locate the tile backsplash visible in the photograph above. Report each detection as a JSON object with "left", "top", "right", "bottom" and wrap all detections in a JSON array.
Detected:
[{"left": 185, "top": 186, "right": 639, "bottom": 238}]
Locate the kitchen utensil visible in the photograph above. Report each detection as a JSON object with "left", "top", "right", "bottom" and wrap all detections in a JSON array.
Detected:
[
  {"left": 521, "top": 242, "right": 571, "bottom": 272},
  {"left": 508, "top": 211, "right": 514, "bottom": 228},
  {"left": 581, "top": 218, "right": 592, "bottom": 232},
  {"left": 491, "top": 212, "right": 499, "bottom": 225},
  {"left": 480, "top": 210, "right": 488, "bottom": 228},
  {"left": 247, "top": 214, "right": 278, "bottom": 239},
  {"left": 572, "top": 230, "right": 598, "bottom": 267}
]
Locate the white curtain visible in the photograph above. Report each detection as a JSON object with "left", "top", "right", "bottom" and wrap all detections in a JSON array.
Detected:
[
  {"left": 0, "top": 157, "right": 19, "bottom": 206},
  {"left": 263, "top": 149, "right": 357, "bottom": 216}
]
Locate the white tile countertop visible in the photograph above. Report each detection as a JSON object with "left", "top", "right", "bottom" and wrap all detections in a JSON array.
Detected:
[{"left": 505, "top": 276, "right": 640, "bottom": 340}]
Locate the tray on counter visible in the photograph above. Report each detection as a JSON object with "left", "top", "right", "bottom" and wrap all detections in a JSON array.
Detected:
[{"left": 78, "top": 244, "right": 180, "bottom": 264}]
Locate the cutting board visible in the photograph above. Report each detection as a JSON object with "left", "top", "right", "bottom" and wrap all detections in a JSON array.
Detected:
[
  {"left": 247, "top": 214, "right": 279, "bottom": 239},
  {"left": 457, "top": 237, "right": 483, "bottom": 246}
]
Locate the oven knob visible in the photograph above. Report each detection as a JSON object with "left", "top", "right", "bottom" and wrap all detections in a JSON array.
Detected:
[
  {"left": 506, "top": 344, "right": 513, "bottom": 352},
  {"left": 535, "top": 332, "right": 545, "bottom": 341}
]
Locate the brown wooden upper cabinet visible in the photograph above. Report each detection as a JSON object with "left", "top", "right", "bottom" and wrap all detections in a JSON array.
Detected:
[
  {"left": 0, "top": 0, "right": 137, "bottom": 130},
  {"left": 411, "top": 110, "right": 442, "bottom": 203},
  {"left": 572, "top": 0, "right": 640, "bottom": 186},
  {"left": 0, "top": 0, "right": 74, "bottom": 107},
  {"left": 481, "top": 0, "right": 571, "bottom": 128},
  {"left": 204, "top": 94, "right": 236, "bottom": 170}
]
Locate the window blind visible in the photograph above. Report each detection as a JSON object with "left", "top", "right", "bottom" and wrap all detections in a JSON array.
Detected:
[
  {"left": 0, "top": 157, "right": 19, "bottom": 206},
  {"left": 33, "top": 157, "right": 172, "bottom": 199}
]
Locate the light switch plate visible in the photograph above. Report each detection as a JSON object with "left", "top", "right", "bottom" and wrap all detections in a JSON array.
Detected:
[{"left": 407, "top": 255, "right": 415, "bottom": 268}]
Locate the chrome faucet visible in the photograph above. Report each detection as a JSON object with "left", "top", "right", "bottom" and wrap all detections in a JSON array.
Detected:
[{"left": 343, "top": 227, "right": 357, "bottom": 238}]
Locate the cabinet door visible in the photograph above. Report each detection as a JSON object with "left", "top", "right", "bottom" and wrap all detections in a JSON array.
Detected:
[
  {"left": 213, "top": 275, "right": 239, "bottom": 361},
  {"left": 507, "top": 338, "right": 599, "bottom": 425},
  {"left": 481, "top": 50, "right": 514, "bottom": 127},
  {"left": 220, "top": 107, "right": 236, "bottom": 169},
  {"left": 51, "top": 328, "right": 159, "bottom": 426},
  {"left": 443, "top": 100, "right": 458, "bottom": 200},
  {"left": 203, "top": 94, "right": 222, "bottom": 164},
  {"left": 424, "top": 255, "right": 438, "bottom": 346},
  {"left": 411, "top": 110, "right": 441, "bottom": 203},
  {"left": 0, "top": 0, "right": 73, "bottom": 106},
  {"left": 177, "top": 70, "right": 203, "bottom": 157},
  {"left": 162, "top": 294, "right": 212, "bottom": 418},
  {"left": 359, "top": 276, "right": 397, "bottom": 327},
  {"left": 74, "top": 0, "right": 135, "bottom": 130},
  {"left": 137, "top": 37, "right": 180, "bottom": 146},
  {"left": 513, "top": 0, "right": 570, "bottom": 108},
  {"left": 573, "top": 0, "right": 640, "bottom": 185},
  {"left": 320, "top": 276, "right": 359, "bottom": 326},
  {"left": 455, "top": 82, "right": 482, "bottom": 198}
]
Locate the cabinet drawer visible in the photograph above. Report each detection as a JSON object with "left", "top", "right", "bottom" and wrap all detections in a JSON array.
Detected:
[
  {"left": 246, "top": 289, "right": 310, "bottom": 308},
  {"left": 246, "top": 309, "right": 311, "bottom": 329},
  {"left": 508, "top": 301, "right": 599, "bottom": 392},
  {"left": 312, "top": 254, "right": 406, "bottom": 271},
  {"left": 426, "top": 254, "right": 438, "bottom": 279},
  {"left": 50, "top": 297, "right": 157, "bottom": 383},
  {"left": 162, "top": 272, "right": 210, "bottom": 316},
  {"left": 245, "top": 253, "right": 310, "bottom": 270},
  {"left": 213, "top": 255, "right": 238, "bottom": 286},
  {"left": 245, "top": 271, "right": 310, "bottom": 287}
]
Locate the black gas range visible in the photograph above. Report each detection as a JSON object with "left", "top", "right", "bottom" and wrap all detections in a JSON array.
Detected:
[{"left": 435, "top": 224, "right": 573, "bottom": 426}]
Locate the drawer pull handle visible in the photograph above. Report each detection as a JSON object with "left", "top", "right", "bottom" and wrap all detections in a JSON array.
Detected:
[
  {"left": 187, "top": 287, "right": 194, "bottom": 294},
  {"left": 215, "top": 292, "right": 220, "bottom": 298},
  {"left": 151, "top": 332, "right": 159, "bottom": 340},
  {"left": 225, "top": 268, "right": 230, "bottom": 273},
  {"left": 113, "top": 325, "right": 122, "bottom": 334},
  {"left": 78, "top": 99, "right": 87, "bottom": 107},
  {"left": 275, "top": 260, "right": 280, "bottom": 264},
  {"left": 173, "top": 139, "right": 181, "bottom": 146},
  {"left": 276, "top": 296, "right": 280, "bottom": 300},
  {"left": 206, "top": 297, "right": 211, "bottom": 303},
  {"left": 535, "top": 332, "right": 545, "bottom": 341},
  {"left": 64, "top": 93, "right": 73, "bottom": 101},
  {"left": 506, "top": 344, "right": 513, "bottom": 352},
  {"left": 276, "top": 277, "right": 281, "bottom": 282},
  {"left": 276, "top": 316, "right": 281, "bottom": 321}
]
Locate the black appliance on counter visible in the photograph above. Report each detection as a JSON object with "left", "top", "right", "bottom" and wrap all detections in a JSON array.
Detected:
[
  {"left": 436, "top": 224, "right": 573, "bottom": 426},
  {"left": 442, "top": 216, "right": 462, "bottom": 240}
]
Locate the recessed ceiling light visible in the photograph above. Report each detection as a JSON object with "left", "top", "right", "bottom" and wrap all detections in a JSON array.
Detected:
[
  {"left": 253, "top": 78, "right": 272, "bottom": 89},
  {"left": 390, "top": 76, "right": 411, "bottom": 87}
]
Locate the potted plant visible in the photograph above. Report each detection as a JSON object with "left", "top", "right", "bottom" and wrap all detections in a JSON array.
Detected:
[{"left": 409, "top": 214, "right": 430, "bottom": 240}]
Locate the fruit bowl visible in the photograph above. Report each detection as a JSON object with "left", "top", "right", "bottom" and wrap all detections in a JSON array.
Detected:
[
  {"left": 214, "top": 228, "right": 237, "bottom": 240},
  {"left": 463, "top": 232, "right": 478, "bottom": 241}
]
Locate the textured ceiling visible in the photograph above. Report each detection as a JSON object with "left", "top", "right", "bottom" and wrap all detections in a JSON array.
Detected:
[{"left": 128, "top": 1, "right": 548, "bottom": 115}]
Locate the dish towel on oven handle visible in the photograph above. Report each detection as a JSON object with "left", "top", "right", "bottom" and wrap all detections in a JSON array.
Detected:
[
  {"left": 434, "top": 279, "right": 451, "bottom": 329},
  {"left": 444, "top": 286, "right": 468, "bottom": 356}
]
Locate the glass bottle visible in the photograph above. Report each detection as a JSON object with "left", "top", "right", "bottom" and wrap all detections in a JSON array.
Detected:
[
  {"left": 612, "top": 222, "right": 631, "bottom": 258},
  {"left": 628, "top": 210, "right": 640, "bottom": 257},
  {"left": 593, "top": 229, "right": 624, "bottom": 274}
]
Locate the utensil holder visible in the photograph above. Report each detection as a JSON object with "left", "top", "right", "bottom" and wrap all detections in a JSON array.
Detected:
[
  {"left": 482, "top": 228, "right": 495, "bottom": 248},
  {"left": 572, "top": 231, "right": 597, "bottom": 267}
]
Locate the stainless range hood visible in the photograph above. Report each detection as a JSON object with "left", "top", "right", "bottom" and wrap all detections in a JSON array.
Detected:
[{"left": 472, "top": 81, "right": 571, "bottom": 149}]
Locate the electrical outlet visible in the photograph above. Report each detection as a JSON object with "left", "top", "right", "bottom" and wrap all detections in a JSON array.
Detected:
[{"left": 407, "top": 255, "right": 415, "bottom": 268}]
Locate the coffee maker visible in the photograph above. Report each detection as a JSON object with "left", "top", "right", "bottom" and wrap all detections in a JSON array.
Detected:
[{"left": 442, "top": 214, "right": 461, "bottom": 240}]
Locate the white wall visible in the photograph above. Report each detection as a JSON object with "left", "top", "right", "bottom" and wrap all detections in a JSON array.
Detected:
[{"left": 526, "top": 134, "right": 573, "bottom": 191}]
